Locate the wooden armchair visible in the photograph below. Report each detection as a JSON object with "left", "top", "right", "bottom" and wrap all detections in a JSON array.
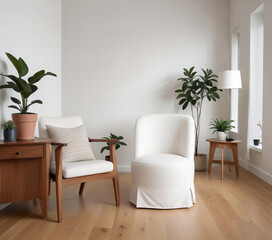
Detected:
[{"left": 38, "top": 116, "right": 120, "bottom": 223}]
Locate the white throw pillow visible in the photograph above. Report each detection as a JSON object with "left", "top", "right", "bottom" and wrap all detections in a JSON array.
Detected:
[{"left": 46, "top": 124, "right": 96, "bottom": 163}]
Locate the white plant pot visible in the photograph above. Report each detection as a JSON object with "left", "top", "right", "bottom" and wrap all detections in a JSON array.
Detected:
[{"left": 217, "top": 131, "right": 226, "bottom": 141}]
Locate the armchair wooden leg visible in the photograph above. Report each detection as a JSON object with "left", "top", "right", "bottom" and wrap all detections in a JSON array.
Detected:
[
  {"left": 56, "top": 181, "right": 63, "bottom": 223},
  {"left": 48, "top": 179, "right": 51, "bottom": 196},
  {"left": 112, "top": 176, "right": 120, "bottom": 206},
  {"left": 79, "top": 182, "right": 86, "bottom": 195}
]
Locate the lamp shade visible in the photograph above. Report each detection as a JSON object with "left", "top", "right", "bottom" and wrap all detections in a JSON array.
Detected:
[{"left": 218, "top": 70, "right": 242, "bottom": 89}]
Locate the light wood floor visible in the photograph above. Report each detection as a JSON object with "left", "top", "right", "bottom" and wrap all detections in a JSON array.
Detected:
[{"left": 1, "top": 166, "right": 272, "bottom": 240}]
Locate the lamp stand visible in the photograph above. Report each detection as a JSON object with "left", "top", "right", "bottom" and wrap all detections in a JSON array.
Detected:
[{"left": 228, "top": 89, "right": 231, "bottom": 139}]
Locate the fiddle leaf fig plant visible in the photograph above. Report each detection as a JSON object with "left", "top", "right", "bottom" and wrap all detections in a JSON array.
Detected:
[
  {"left": 0, "top": 52, "right": 57, "bottom": 114},
  {"left": 175, "top": 66, "right": 222, "bottom": 156}
]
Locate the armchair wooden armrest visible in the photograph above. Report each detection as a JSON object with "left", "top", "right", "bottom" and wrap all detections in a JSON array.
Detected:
[
  {"left": 88, "top": 138, "right": 119, "bottom": 169},
  {"left": 51, "top": 142, "right": 68, "bottom": 147},
  {"left": 88, "top": 138, "right": 120, "bottom": 144}
]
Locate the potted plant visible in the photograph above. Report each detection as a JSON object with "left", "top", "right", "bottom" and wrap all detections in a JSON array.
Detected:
[
  {"left": 0, "top": 52, "right": 57, "bottom": 140},
  {"left": 1, "top": 120, "right": 17, "bottom": 142},
  {"left": 253, "top": 121, "right": 262, "bottom": 146},
  {"left": 175, "top": 66, "right": 222, "bottom": 171},
  {"left": 209, "top": 118, "right": 235, "bottom": 140},
  {"left": 100, "top": 133, "right": 127, "bottom": 161}
]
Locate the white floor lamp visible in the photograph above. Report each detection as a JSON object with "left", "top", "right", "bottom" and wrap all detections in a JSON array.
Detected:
[{"left": 218, "top": 70, "right": 242, "bottom": 136}]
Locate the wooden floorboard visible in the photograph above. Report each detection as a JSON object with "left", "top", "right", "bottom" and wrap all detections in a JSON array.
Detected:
[{"left": 1, "top": 166, "right": 272, "bottom": 240}]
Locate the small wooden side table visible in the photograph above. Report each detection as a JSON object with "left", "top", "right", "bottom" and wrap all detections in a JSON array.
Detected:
[
  {"left": 206, "top": 138, "right": 241, "bottom": 180},
  {"left": 0, "top": 138, "right": 52, "bottom": 218}
]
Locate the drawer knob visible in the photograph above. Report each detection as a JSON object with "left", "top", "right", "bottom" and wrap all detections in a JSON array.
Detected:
[{"left": 16, "top": 152, "right": 20, "bottom": 155}]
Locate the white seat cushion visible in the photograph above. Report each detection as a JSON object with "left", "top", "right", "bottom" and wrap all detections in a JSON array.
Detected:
[
  {"left": 135, "top": 153, "right": 192, "bottom": 166},
  {"left": 51, "top": 160, "right": 113, "bottom": 178}
]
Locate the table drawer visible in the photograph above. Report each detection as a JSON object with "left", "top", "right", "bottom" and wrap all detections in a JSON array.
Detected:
[{"left": 0, "top": 145, "right": 44, "bottom": 159}]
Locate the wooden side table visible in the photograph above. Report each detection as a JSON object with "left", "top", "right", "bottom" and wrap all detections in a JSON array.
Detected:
[
  {"left": 206, "top": 138, "right": 241, "bottom": 180},
  {"left": 0, "top": 138, "right": 52, "bottom": 218}
]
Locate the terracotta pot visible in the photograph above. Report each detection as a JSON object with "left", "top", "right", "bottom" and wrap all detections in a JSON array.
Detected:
[
  {"left": 194, "top": 154, "right": 207, "bottom": 171},
  {"left": 12, "top": 113, "right": 38, "bottom": 140}
]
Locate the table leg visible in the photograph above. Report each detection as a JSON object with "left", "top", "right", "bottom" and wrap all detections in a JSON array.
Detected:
[
  {"left": 40, "top": 198, "right": 48, "bottom": 218},
  {"left": 40, "top": 143, "right": 50, "bottom": 218},
  {"left": 208, "top": 143, "right": 216, "bottom": 174},
  {"left": 232, "top": 144, "right": 239, "bottom": 176},
  {"left": 221, "top": 148, "right": 224, "bottom": 180}
]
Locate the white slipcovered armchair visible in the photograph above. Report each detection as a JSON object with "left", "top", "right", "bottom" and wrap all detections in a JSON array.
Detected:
[{"left": 129, "top": 114, "right": 195, "bottom": 209}]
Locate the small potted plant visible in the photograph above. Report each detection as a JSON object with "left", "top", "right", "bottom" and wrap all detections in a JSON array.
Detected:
[
  {"left": 253, "top": 121, "right": 262, "bottom": 146},
  {"left": 1, "top": 120, "right": 17, "bottom": 142},
  {"left": 209, "top": 118, "right": 235, "bottom": 141},
  {"left": 100, "top": 133, "right": 127, "bottom": 161},
  {"left": 0, "top": 52, "right": 57, "bottom": 140}
]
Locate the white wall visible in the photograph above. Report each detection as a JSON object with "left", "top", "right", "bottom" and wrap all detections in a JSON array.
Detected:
[
  {"left": 0, "top": 0, "right": 62, "bottom": 137},
  {"left": 62, "top": 0, "right": 229, "bottom": 171},
  {"left": 230, "top": 0, "right": 272, "bottom": 184}
]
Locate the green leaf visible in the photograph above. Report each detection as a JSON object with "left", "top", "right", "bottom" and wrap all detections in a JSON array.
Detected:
[
  {"left": 210, "top": 86, "right": 217, "bottom": 92},
  {"left": 28, "top": 71, "right": 57, "bottom": 85},
  {"left": 182, "top": 101, "right": 189, "bottom": 110},
  {"left": 176, "top": 93, "right": 185, "bottom": 99},
  {"left": 0, "top": 84, "right": 11, "bottom": 90},
  {"left": 18, "top": 58, "right": 29, "bottom": 77},
  {"left": 11, "top": 97, "right": 21, "bottom": 104},
  {"left": 118, "top": 142, "right": 127, "bottom": 146},
  {"left": 0, "top": 74, "right": 24, "bottom": 91},
  {"left": 177, "top": 77, "right": 188, "bottom": 81},
  {"left": 182, "top": 82, "right": 188, "bottom": 91},
  {"left": 5, "top": 53, "right": 22, "bottom": 77},
  {"left": 30, "top": 99, "right": 42, "bottom": 104},
  {"left": 191, "top": 71, "right": 197, "bottom": 78},
  {"left": 19, "top": 79, "right": 33, "bottom": 98},
  {"left": 26, "top": 99, "right": 43, "bottom": 109},
  {"left": 7, "top": 82, "right": 21, "bottom": 92},
  {"left": 8, "top": 105, "right": 21, "bottom": 112},
  {"left": 100, "top": 146, "right": 109, "bottom": 154},
  {"left": 175, "top": 89, "right": 183, "bottom": 93},
  {"left": 212, "top": 92, "right": 220, "bottom": 99},
  {"left": 206, "top": 81, "right": 212, "bottom": 86},
  {"left": 28, "top": 70, "right": 45, "bottom": 84},
  {"left": 30, "top": 85, "right": 38, "bottom": 94},
  {"left": 179, "top": 98, "right": 186, "bottom": 105},
  {"left": 189, "top": 66, "right": 195, "bottom": 73}
]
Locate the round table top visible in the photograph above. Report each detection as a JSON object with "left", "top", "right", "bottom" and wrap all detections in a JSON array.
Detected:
[{"left": 206, "top": 138, "right": 242, "bottom": 144}]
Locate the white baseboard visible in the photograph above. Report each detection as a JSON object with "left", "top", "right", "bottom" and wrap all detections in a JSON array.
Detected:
[
  {"left": 117, "top": 165, "right": 131, "bottom": 173},
  {"left": 239, "top": 157, "right": 272, "bottom": 185}
]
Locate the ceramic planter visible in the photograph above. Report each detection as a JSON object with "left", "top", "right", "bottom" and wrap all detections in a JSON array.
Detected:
[
  {"left": 3, "top": 129, "right": 17, "bottom": 142},
  {"left": 194, "top": 154, "right": 207, "bottom": 171},
  {"left": 217, "top": 131, "right": 226, "bottom": 141},
  {"left": 12, "top": 113, "right": 38, "bottom": 140}
]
